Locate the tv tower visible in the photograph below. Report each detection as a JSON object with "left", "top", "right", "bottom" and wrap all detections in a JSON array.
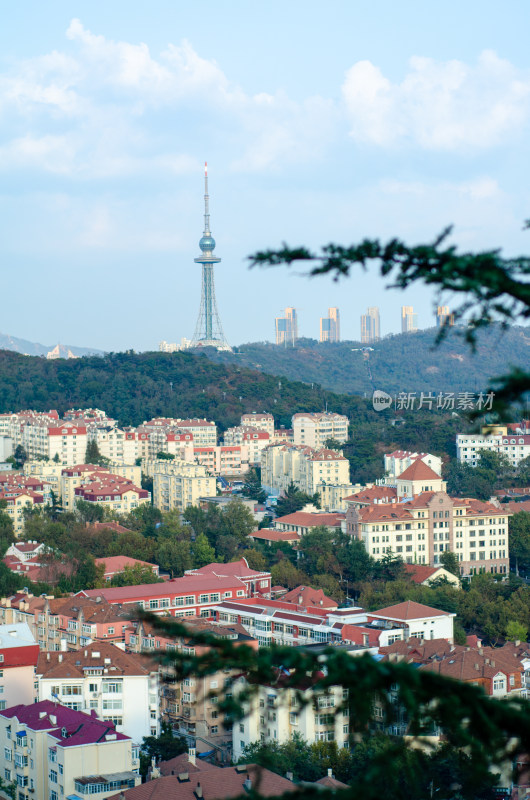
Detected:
[{"left": 190, "top": 163, "right": 231, "bottom": 351}]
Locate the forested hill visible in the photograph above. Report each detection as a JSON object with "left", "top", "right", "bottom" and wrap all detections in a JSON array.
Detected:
[
  {"left": 204, "top": 325, "right": 530, "bottom": 396},
  {"left": 0, "top": 348, "right": 365, "bottom": 430}
]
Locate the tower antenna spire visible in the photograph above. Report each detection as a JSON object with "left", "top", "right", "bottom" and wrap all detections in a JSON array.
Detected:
[{"left": 190, "top": 163, "right": 231, "bottom": 352}]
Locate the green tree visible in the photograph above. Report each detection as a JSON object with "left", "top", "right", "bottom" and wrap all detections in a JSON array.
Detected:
[
  {"left": 110, "top": 564, "right": 164, "bottom": 587},
  {"left": 75, "top": 499, "right": 105, "bottom": 523},
  {"left": 13, "top": 445, "right": 28, "bottom": 468},
  {"left": 156, "top": 451, "right": 175, "bottom": 460},
  {"left": 139, "top": 720, "right": 187, "bottom": 778},
  {"left": 191, "top": 532, "right": 216, "bottom": 568},
  {"left": 241, "top": 548, "right": 267, "bottom": 571},
  {"left": 509, "top": 511, "right": 530, "bottom": 576},
  {"left": 440, "top": 550, "right": 460, "bottom": 577},
  {"left": 84, "top": 439, "right": 108, "bottom": 465},
  {"left": 505, "top": 619, "right": 528, "bottom": 643},
  {"left": 242, "top": 468, "right": 266, "bottom": 504},
  {"left": 270, "top": 559, "right": 308, "bottom": 588},
  {"left": 156, "top": 539, "right": 192, "bottom": 577},
  {"left": 275, "top": 482, "right": 320, "bottom": 517}
]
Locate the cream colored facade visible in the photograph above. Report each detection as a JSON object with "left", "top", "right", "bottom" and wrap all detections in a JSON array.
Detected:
[
  {"left": 240, "top": 413, "right": 275, "bottom": 437},
  {"left": 233, "top": 679, "right": 348, "bottom": 761},
  {"left": 318, "top": 483, "right": 364, "bottom": 512},
  {"left": 23, "top": 462, "right": 63, "bottom": 498},
  {"left": 147, "top": 459, "right": 216, "bottom": 512},
  {"left": 60, "top": 465, "right": 142, "bottom": 511},
  {"left": 223, "top": 427, "right": 270, "bottom": 465},
  {"left": 345, "top": 491, "right": 510, "bottom": 577},
  {"left": 261, "top": 443, "right": 350, "bottom": 497},
  {"left": 0, "top": 704, "right": 139, "bottom": 800},
  {"left": 1, "top": 492, "right": 45, "bottom": 536},
  {"left": 21, "top": 420, "right": 88, "bottom": 465},
  {"left": 292, "top": 412, "right": 349, "bottom": 449}
]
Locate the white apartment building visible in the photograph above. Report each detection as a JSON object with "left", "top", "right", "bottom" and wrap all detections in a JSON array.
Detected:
[
  {"left": 21, "top": 420, "right": 88, "bottom": 465},
  {"left": 87, "top": 426, "right": 138, "bottom": 465},
  {"left": 240, "top": 413, "right": 275, "bottom": 438},
  {"left": 232, "top": 678, "right": 350, "bottom": 761},
  {"left": 345, "top": 490, "right": 510, "bottom": 577},
  {"left": 37, "top": 642, "right": 160, "bottom": 742},
  {"left": 383, "top": 450, "right": 443, "bottom": 482},
  {"left": 149, "top": 460, "right": 216, "bottom": 512},
  {"left": 0, "top": 701, "right": 140, "bottom": 800},
  {"left": 292, "top": 413, "right": 349, "bottom": 449},
  {"left": 60, "top": 465, "right": 142, "bottom": 511},
  {"left": 298, "top": 448, "right": 351, "bottom": 495},
  {"left": 457, "top": 427, "right": 530, "bottom": 468},
  {"left": 142, "top": 418, "right": 217, "bottom": 447},
  {"left": 0, "top": 623, "right": 40, "bottom": 709}
]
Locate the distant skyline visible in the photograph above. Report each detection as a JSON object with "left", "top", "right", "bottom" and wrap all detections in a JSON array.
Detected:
[{"left": 1, "top": 2, "right": 530, "bottom": 351}]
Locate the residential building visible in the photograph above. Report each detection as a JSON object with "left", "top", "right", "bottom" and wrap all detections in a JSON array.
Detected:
[
  {"left": 0, "top": 480, "right": 45, "bottom": 536},
  {"left": 401, "top": 306, "right": 418, "bottom": 333},
  {"left": 436, "top": 305, "right": 454, "bottom": 327},
  {"left": 233, "top": 676, "right": 349, "bottom": 761},
  {"left": 184, "top": 559, "right": 271, "bottom": 598},
  {"left": 87, "top": 426, "right": 138, "bottom": 465},
  {"left": 456, "top": 426, "right": 530, "bottom": 468},
  {"left": 79, "top": 572, "right": 254, "bottom": 619},
  {"left": 292, "top": 412, "right": 349, "bottom": 449},
  {"left": 73, "top": 476, "right": 149, "bottom": 514},
  {"left": 240, "top": 413, "right": 275, "bottom": 438},
  {"left": 109, "top": 762, "right": 296, "bottom": 800},
  {"left": 60, "top": 464, "right": 142, "bottom": 511},
  {"left": 5, "top": 541, "right": 45, "bottom": 563},
  {"left": 21, "top": 419, "right": 88, "bottom": 465},
  {"left": 0, "top": 592, "right": 132, "bottom": 652},
  {"left": 360, "top": 306, "right": 380, "bottom": 343},
  {"left": 383, "top": 450, "right": 443, "bottom": 482},
  {"left": 223, "top": 426, "right": 270, "bottom": 465},
  {"left": 142, "top": 418, "right": 217, "bottom": 447},
  {"left": 23, "top": 461, "right": 64, "bottom": 498},
  {"left": 320, "top": 307, "right": 340, "bottom": 343},
  {"left": 273, "top": 511, "right": 345, "bottom": 537},
  {"left": 94, "top": 557, "right": 160, "bottom": 582},
  {"left": 0, "top": 623, "right": 40, "bottom": 708},
  {"left": 281, "top": 586, "right": 337, "bottom": 610},
  {"left": 0, "top": 700, "right": 140, "bottom": 800},
  {"left": 275, "top": 307, "right": 298, "bottom": 346},
  {"left": 158, "top": 618, "right": 258, "bottom": 753},
  {"left": 193, "top": 446, "right": 250, "bottom": 476},
  {"left": 403, "top": 563, "right": 460, "bottom": 587},
  {"left": 37, "top": 642, "right": 160, "bottom": 741},
  {"left": 345, "top": 490, "right": 510, "bottom": 576},
  {"left": 261, "top": 443, "right": 349, "bottom": 497},
  {"left": 395, "top": 460, "right": 446, "bottom": 499},
  {"left": 299, "top": 447, "right": 351, "bottom": 495},
  {"left": 318, "top": 483, "right": 364, "bottom": 513},
  {"left": 147, "top": 459, "right": 216, "bottom": 513}
]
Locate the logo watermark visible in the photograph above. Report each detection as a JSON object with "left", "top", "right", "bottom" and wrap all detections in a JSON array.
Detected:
[{"left": 372, "top": 390, "right": 495, "bottom": 412}]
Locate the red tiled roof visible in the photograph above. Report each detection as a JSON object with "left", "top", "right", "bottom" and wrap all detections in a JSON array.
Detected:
[
  {"left": 274, "top": 512, "right": 345, "bottom": 527},
  {"left": 281, "top": 586, "right": 337, "bottom": 609},
  {"left": 249, "top": 529, "right": 301, "bottom": 542},
  {"left": 95, "top": 556, "right": 158, "bottom": 574},
  {"left": 344, "top": 486, "right": 397, "bottom": 504},
  {"left": 185, "top": 558, "right": 270, "bottom": 579},
  {"left": 109, "top": 764, "right": 296, "bottom": 800},
  {"left": 371, "top": 600, "right": 452, "bottom": 621},
  {"left": 81, "top": 574, "right": 245, "bottom": 602},
  {"left": 398, "top": 461, "right": 443, "bottom": 481},
  {"left": 403, "top": 564, "right": 442, "bottom": 584}
]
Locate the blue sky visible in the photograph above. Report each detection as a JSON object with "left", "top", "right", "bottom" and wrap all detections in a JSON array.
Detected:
[{"left": 1, "top": 1, "right": 529, "bottom": 351}]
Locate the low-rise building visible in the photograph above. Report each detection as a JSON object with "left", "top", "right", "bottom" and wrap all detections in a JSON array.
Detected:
[
  {"left": 383, "top": 450, "right": 443, "bottom": 482},
  {"left": 0, "top": 700, "right": 140, "bottom": 800},
  {"left": 273, "top": 511, "right": 345, "bottom": 537},
  {"left": 94, "top": 557, "right": 160, "bottom": 582},
  {"left": 74, "top": 476, "right": 149, "bottom": 514},
  {"left": 37, "top": 642, "right": 160, "bottom": 741}
]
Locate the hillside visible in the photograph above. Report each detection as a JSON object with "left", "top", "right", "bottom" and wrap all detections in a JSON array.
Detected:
[
  {"left": 203, "top": 325, "right": 530, "bottom": 396},
  {"left": 0, "top": 348, "right": 470, "bottom": 481}
]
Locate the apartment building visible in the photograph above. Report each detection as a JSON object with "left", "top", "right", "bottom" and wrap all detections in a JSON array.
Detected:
[
  {"left": 0, "top": 484, "right": 45, "bottom": 536},
  {"left": 261, "top": 443, "right": 349, "bottom": 496},
  {"left": 21, "top": 419, "right": 88, "bottom": 465},
  {"left": 0, "top": 700, "right": 140, "bottom": 800},
  {"left": 320, "top": 307, "right": 340, "bottom": 343},
  {"left": 60, "top": 464, "right": 142, "bottom": 511},
  {"left": 345, "top": 490, "right": 510, "bottom": 577},
  {"left": 79, "top": 573, "right": 253, "bottom": 619},
  {"left": 401, "top": 305, "right": 418, "bottom": 333},
  {"left": 37, "top": 642, "right": 160, "bottom": 741},
  {"left": 193, "top": 446, "right": 250, "bottom": 476},
  {"left": 87, "top": 426, "right": 138, "bottom": 465},
  {"left": 73, "top": 476, "right": 149, "bottom": 514},
  {"left": 233, "top": 676, "right": 348, "bottom": 761},
  {"left": 273, "top": 511, "right": 345, "bottom": 537},
  {"left": 0, "top": 593, "right": 132, "bottom": 652},
  {"left": 457, "top": 426, "right": 530, "bottom": 468},
  {"left": 146, "top": 459, "right": 216, "bottom": 513},
  {"left": 142, "top": 418, "right": 217, "bottom": 447},
  {"left": 240, "top": 413, "right": 275, "bottom": 438},
  {"left": 0, "top": 623, "right": 40, "bottom": 708},
  {"left": 383, "top": 450, "right": 443, "bottom": 482},
  {"left": 223, "top": 426, "right": 270, "bottom": 465},
  {"left": 275, "top": 307, "right": 298, "bottom": 346},
  {"left": 292, "top": 412, "right": 349, "bottom": 449}
]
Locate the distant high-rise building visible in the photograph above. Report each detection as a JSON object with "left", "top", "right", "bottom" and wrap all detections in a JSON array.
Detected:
[
  {"left": 437, "top": 306, "right": 454, "bottom": 328},
  {"left": 401, "top": 306, "right": 418, "bottom": 333},
  {"left": 320, "top": 307, "right": 340, "bottom": 342},
  {"left": 275, "top": 307, "right": 298, "bottom": 346},
  {"left": 360, "top": 307, "right": 380, "bottom": 343}
]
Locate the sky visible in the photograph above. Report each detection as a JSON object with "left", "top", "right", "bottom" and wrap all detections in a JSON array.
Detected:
[{"left": 1, "top": 1, "right": 530, "bottom": 351}]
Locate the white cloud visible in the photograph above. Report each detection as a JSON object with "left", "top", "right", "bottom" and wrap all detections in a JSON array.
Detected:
[{"left": 342, "top": 50, "right": 530, "bottom": 149}]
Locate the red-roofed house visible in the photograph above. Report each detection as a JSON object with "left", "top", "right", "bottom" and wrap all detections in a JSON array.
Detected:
[
  {"left": 384, "top": 450, "right": 442, "bottom": 481},
  {"left": 403, "top": 563, "right": 460, "bottom": 586},
  {"left": 0, "top": 701, "right": 140, "bottom": 799},
  {"left": 281, "top": 585, "right": 337, "bottom": 610},
  {"left": 95, "top": 556, "right": 160, "bottom": 582},
  {"left": 396, "top": 460, "right": 446, "bottom": 499},
  {"left": 185, "top": 558, "right": 271, "bottom": 596},
  {"left": 248, "top": 528, "right": 301, "bottom": 546},
  {"left": 274, "top": 511, "right": 345, "bottom": 536}
]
